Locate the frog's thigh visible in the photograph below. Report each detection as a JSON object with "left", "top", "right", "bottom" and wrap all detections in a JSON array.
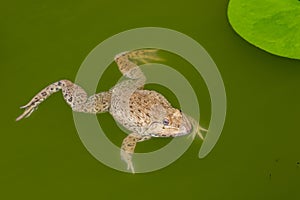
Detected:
[{"left": 121, "top": 133, "right": 151, "bottom": 154}]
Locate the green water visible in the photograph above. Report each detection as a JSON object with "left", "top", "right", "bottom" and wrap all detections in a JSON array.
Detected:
[{"left": 1, "top": 0, "right": 299, "bottom": 199}]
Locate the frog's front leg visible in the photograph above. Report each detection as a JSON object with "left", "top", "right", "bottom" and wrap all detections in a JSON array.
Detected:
[
  {"left": 16, "top": 80, "right": 111, "bottom": 121},
  {"left": 121, "top": 133, "right": 151, "bottom": 173}
]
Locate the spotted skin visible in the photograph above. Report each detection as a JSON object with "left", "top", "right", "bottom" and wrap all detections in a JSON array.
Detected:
[
  {"left": 16, "top": 80, "right": 111, "bottom": 121},
  {"left": 16, "top": 49, "right": 207, "bottom": 173}
]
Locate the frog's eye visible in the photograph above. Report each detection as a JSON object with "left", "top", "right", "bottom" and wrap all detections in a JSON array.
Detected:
[{"left": 163, "top": 118, "right": 169, "bottom": 125}]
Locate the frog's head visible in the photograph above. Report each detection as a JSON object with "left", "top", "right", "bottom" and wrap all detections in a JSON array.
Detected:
[{"left": 147, "top": 108, "right": 193, "bottom": 137}]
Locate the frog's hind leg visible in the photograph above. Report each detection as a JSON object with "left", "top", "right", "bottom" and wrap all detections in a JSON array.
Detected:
[
  {"left": 115, "top": 49, "right": 163, "bottom": 65},
  {"left": 127, "top": 49, "right": 164, "bottom": 64},
  {"left": 16, "top": 80, "right": 111, "bottom": 121},
  {"left": 121, "top": 133, "right": 151, "bottom": 173},
  {"left": 114, "top": 49, "right": 164, "bottom": 79}
]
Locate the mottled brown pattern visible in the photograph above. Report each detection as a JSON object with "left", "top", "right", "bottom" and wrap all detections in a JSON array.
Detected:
[{"left": 16, "top": 49, "right": 207, "bottom": 173}]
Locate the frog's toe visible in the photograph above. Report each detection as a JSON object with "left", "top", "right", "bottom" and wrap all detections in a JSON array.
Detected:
[
  {"left": 187, "top": 131, "right": 197, "bottom": 140},
  {"left": 121, "top": 150, "right": 135, "bottom": 173},
  {"left": 16, "top": 105, "right": 38, "bottom": 121},
  {"left": 127, "top": 161, "right": 135, "bottom": 174}
]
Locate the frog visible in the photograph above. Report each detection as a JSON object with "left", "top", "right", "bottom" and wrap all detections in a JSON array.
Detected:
[{"left": 16, "top": 49, "right": 207, "bottom": 173}]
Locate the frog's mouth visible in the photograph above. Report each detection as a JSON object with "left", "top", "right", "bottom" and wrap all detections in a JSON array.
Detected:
[{"left": 146, "top": 113, "right": 193, "bottom": 137}]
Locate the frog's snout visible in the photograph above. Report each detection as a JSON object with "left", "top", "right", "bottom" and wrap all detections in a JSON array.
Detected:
[{"left": 178, "top": 113, "right": 192, "bottom": 136}]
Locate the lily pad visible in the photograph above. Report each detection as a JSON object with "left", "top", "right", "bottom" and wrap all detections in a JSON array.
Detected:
[{"left": 228, "top": 0, "right": 300, "bottom": 59}]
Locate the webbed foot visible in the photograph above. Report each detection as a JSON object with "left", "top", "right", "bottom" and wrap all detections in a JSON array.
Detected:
[
  {"left": 121, "top": 149, "right": 135, "bottom": 173},
  {"left": 186, "top": 115, "right": 208, "bottom": 140},
  {"left": 16, "top": 102, "right": 39, "bottom": 121}
]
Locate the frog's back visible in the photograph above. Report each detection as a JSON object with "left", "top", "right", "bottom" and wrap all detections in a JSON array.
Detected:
[
  {"left": 129, "top": 90, "right": 171, "bottom": 123},
  {"left": 109, "top": 89, "right": 172, "bottom": 134}
]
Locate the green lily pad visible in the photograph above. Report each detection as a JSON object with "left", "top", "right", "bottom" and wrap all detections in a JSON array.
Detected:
[{"left": 228, "top": 0, "right": 300, "bottom": 59}]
